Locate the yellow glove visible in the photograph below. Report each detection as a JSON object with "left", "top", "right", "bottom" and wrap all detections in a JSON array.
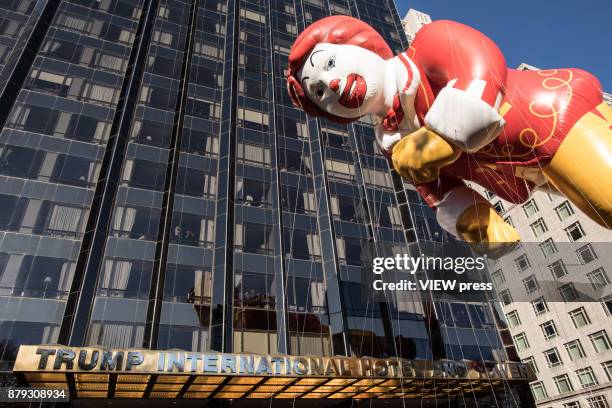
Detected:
[
  {"left": 457, "top": 202, "right": 520, "bottom": 256},
  {"left": 391, "top": 127, "right": 461, "bottom": 184}
]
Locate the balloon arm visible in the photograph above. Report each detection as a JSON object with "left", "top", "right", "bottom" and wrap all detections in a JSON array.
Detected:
[
  {"left": 374, "top": 125, "right": 402, "bottom": 157},
  {"left": 435, "top": 186, "right": 491, "bottom": 238},
  {"left": 411, "top": 20, "right": 508, "bottom": 152}
]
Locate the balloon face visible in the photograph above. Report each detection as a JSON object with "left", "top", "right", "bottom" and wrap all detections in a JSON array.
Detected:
[{"left": 297, "top": 43, "right": 387, "bottom": 120}]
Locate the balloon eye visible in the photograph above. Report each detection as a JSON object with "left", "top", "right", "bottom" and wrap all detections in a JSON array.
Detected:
[
  {"left": 316, "top": 88, "right": 324, "bottom": 97},
  {"left": 325, "top": 57, "right": 335, "bottom": 70}
]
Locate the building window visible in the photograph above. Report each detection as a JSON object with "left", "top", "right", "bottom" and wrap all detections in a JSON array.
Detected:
[
  {"left": 530, "top": 381, "right": 547, "bottom": 401},
  {"left": 235, "top": 222, "right": 274, "bottom": 255},
  {"left": 492, "top": 269, "right": 505, "bottom": 286},
  {"left": 493, "top": 200, "right": 504, "bottom": 214},
  {"left": 281, "top": 186, "right": 316, "bottom": 215},
  {"left": 554, "top": 374, "right": 573, "bottom": 394},
  {"left": 506, "top": 310, "right": 521, "bottom": 328},
  {"left": 283, "top": 228, "right": 321, "bottom": 260},
  {"left": 565, "top": 402, "right": 581, "bottom": 408},
  {"left": 548, "top": 260, "right": 568, "bottom": 279},
  {"left": 504, "top": 216, "right": 514, "bottom": 227},
  {"left": 513, "top": 332, "right": 529, "bottom": 351},
  {"left": 555, "top": 201, "right": 574, "bottom": 221},
  {"left": 565, "top": 222, "right": 585, "bottom": 241},
  {"left": 515, "top": 254, "right": 530, "bottom": 272},
  {"left": 176, "top": 167, "right": 217, "bottom": 198},
  {"left": 170, "top": 214, "right": 215, "bottom": 247},
  {"left": 540, "top": 320, "right": 558, "bottom": 340},
  {"left": 532, "top": 297, "right": 548, "bottom": 315},
  {"left": 569, "top": 307, "right": 590, "bottom": 328},
  {"left": 544, "top": 348, "right": 562, "bottom": 367},
  {"left": 0, "top": 145, "right": 44, "bottom": 178},
  {"left": 236, "top": 178, "right": 271, "bottom": 208},
  {"left": 122, "top": 159, "right": 166, "bottom": 190},
  {"left": 335, "top": 237, "right": 364, "bottom": 266},
  {"left": 602, "top": 361, "right": 612, "bottom": 381},
  {"left": 587, "top": 267, "right": 610, "bottom": 290},
  {"left": 530, "top": 218, "right": 548, "bottom": 237},
  {"left": 589, "top": 331, "right": 611, "bottom": 353},
  {"left": 603, "top": 296, "right": 612, "bottom": 316},
  {"left": 587, "top": 396, "right": 609, "bottom": 408},
  {"left": 236, "top": 142, "right": 271, "bottom": 166},
  {"left": 564, "top": 340, "right": 586, "bottom": 361},
  {"left": 499, "top": 289, "right": 513, "bottom": 305},
  {"left": 576, "top": 367, "right": 598, "bottom": 388},
  {"left": 539, "top": 238, "right": 558, "bottom": 257},
  {"left": 523, "top": 356, "right": 538, "bottom": 374},
  {"left": 577, "top": 244, "right": 597, "bottom": 264},
  {"left": 559, "top": 283, "right": 579, "bottom": 301},
  {"left": 523, "top": 275, "right": 539, "bottom": 294},
  {"left": 523, "top": 199, "right": 539, "bottom": 218}
]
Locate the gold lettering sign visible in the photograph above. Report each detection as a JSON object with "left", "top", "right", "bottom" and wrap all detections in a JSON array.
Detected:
[{"left": 14, "top": 345, "right": 534, "bottom": 381}]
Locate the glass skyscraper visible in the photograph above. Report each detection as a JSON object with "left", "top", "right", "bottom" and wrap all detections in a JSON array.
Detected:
[{"left": 0, "top": 0, "right": 532, "bottom": 405}]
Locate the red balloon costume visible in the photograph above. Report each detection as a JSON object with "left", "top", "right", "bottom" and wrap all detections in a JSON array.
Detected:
[{"left": 287, "top": 16, "right": 612, "bottom": 242}]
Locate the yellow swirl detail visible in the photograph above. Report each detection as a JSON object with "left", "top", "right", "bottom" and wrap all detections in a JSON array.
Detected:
[
  {"left": 476, "top": 69, "right": 573, "bottom": 159},
  {"left": 516, "top": 69, "right": 573, "bottom": 154}
]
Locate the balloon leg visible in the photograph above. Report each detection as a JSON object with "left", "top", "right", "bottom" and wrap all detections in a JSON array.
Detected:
[{"left": 543, "top": 102, "right": 612, "bottom": 229}]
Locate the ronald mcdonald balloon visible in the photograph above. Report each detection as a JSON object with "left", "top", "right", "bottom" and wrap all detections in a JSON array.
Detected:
[{"left": 286, "top": 16, "right": 612, "bottom": 246}]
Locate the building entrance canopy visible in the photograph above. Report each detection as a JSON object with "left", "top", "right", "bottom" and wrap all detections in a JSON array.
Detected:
[{"left": 13, "top": 345, "right": 534, "bottom": 400}]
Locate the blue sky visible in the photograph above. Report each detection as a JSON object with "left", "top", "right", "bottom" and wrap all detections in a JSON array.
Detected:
[{"left": 395, "top": 0, "right": 612, "bottom": 91}]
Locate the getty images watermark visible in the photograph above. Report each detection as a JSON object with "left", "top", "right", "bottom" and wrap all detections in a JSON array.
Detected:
[{"left": 371, "top": 254, "right": 492, "bottom": 293}]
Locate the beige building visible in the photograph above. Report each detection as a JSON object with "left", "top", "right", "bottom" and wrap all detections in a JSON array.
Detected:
[
  {"left": 401, "top": 10, "right": 612, "bottom": 408},
  {"left": 473, "top": 68, "right": 612, "bottom": 408},
  {"left": 401, "top": 8, "right": 432, "bottom": 44}
]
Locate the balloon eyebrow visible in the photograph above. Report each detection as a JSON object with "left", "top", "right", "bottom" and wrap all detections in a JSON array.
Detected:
[
  {"left": 301, "top": 76, "right": 310, "bottom": 87},
  {"left": 309, "top": 50, "right": 324, "bottom": 67}
]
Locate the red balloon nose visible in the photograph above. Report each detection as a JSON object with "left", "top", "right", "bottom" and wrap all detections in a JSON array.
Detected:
[{"left": 329, "top": 78, "right": 340, "bottom": 93}]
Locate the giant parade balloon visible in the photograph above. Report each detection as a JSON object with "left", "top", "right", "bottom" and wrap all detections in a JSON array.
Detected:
[{"left": 286, "top": 16, "right": 612, "bottom": 246}]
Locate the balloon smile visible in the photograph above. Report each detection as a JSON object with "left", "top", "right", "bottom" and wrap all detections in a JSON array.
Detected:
[{"left": 339, "top": 73, "right": 366, "bottom": 109}]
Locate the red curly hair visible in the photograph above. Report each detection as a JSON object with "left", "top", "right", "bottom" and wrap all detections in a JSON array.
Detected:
[{"left": 286, "top": 16, "right": 393, "bottom": 123}]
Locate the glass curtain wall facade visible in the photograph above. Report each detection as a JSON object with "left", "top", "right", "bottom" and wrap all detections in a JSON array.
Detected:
[{"left": 0, "top": 1, "right": 520, "bottom": 403}]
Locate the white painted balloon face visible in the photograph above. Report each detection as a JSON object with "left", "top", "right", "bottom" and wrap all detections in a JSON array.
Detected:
[{"left": 298, "top": 43, "right": 387, "bottom": 119}]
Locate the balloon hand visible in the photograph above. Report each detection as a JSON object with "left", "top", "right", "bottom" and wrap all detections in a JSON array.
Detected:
[{"left": 391, "top": 127, "right": 461, "bottom": 184}]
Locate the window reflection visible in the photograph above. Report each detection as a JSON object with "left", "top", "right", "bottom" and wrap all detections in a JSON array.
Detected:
[
  {"left": 176, "top": 167, "right": 217, "bottom": 197},
  {"left": 181, "top": 128, "right": 219, "bottom": 156},
  {"left": 236, "top": 177, "right": 270, "bottom": 207},
  {"left": 98, "top": 258, "right": 152, "bottom": 299},
  {"left": 281, "top": 185, "right": 316, "bottom": 214},
  {"left": 131, "top": 119, "right": 172, "bottom": 147},
  {"left": 0, "top": 194, "right": 27, "bottom": 231},
  {"left": 87, "top": 321, "right": 144, "bottom": 348},
  {"left": 234, "top": 272, "right": 275, "bottom": 309},
  {"left": 287, "top": 277, "right": 326, "bottom": 313},
  {"left": 0, "top": 321, "right": 59, "bottom": 364},
  {"left": 51, "top": 154, "right": 97, "bottom": 187},
  {"left": 164, "top": 265, "right": 211, "bottom": 304},
  {"left": 336, "top": 237, "right": 364, "bottom": 266},
  {"left": 0, "top": 145, "right": 44, "bottom": 178},
  {"left": 111, "top": 205, "right": 161, "bottom": 240},
  {"left": 170, "top": 212, "right": 214, "bottom": 247},
  {"left": 158, "top": 325, "right": 208, "bottom": 352},
  {"left": 235, "top": 222, "right": 274, "bottom": 254},
  {"left": 283, "top": 228, "right": 321, "bottom": 260},
  {"left": 330, "top": 194, "right": 367, "bottom": 222},
  {"left": 279, "top": 148, "right": 311, "bottom": 174},
  {"left": 122, "top": 159, "right": 166, "bottom": 190},
  {"left": 0, "top": 255, "right": 74, "bottom": 299}
]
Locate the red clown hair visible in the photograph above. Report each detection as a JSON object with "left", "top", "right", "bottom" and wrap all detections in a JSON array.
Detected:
[{"left": 286, "top": 16, "right": 393, "bottom": 123}]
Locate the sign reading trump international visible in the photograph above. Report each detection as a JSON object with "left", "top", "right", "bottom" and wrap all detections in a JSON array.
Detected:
[{"left": 14, "top": 345, "right": 534, "bottom": 382}]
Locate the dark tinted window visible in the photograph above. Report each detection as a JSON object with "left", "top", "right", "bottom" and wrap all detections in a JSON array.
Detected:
[{"left": 0, "top": 145, "right": 44, "bottom": 178}]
